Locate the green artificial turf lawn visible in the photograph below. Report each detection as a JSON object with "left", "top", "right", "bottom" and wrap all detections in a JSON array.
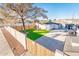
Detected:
[{"left": 21, "top": 29, "right": 49, "bottom": 41}]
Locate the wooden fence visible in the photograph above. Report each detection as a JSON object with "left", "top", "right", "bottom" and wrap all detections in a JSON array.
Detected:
[
  {"left": 14, "top": 23, "right": 35, "bottom": 31},
  {"left": 26, "top": 39, "right": 55, "bottom": 56}
]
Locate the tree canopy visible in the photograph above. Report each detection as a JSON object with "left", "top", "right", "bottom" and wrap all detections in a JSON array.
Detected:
[
  {"left": 0, "top": 3, "right": 48, "bottom": 20},
  {"left": 0, "top": 3, "right": 48, "bottom": 30}
]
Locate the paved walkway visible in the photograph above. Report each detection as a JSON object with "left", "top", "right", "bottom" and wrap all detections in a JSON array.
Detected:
[
  {"left": 0, "top": 28, "right": 14, "bottom": 56},
  {"left": 1, "top": 28, "right": 26, "bottom": 56},
  {"left": 0, "top": 27, "right": 32, "bottom": 56},
  {"left": 64, "top": 34, "right": 79, "bottom": 56},
  {"left": 35, "top": 30, "right": 67, "bottom": 53}
]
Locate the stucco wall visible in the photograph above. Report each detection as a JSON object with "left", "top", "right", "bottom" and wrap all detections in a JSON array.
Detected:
[{"left": 4, "top": 26, "right": 26, "bottom": 50}]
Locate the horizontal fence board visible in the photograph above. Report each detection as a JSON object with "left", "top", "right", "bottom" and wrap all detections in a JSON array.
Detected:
[{"left": 14, "top": 24, "right": 35, "bottom": 31}]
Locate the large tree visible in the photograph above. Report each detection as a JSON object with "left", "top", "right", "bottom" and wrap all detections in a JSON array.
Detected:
[{"left": 0, "top": 3, "right": 48, "bottom": 30}]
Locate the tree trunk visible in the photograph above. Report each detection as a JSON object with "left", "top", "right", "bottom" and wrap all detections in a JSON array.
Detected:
[
  {"left": 21, "top": 18, "right": 28, "bottom": 51},
  {"left": 21, "top": 18, "right": 26, "bottom": 30}
]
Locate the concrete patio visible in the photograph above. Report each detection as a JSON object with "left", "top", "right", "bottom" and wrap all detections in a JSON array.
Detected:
[
  {"left": 35, "top": 30, "right": 67, "bottom": 55},
  {"left": 64, "top": 34, "right": 79, "bottom": 56},
  {"left": 35, "top": 30, "right": 79, "bottom": 56}
]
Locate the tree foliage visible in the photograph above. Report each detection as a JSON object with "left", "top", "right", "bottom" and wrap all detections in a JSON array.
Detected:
[{"left": 0, "top": 3, "right": 48, "bottom": 30}]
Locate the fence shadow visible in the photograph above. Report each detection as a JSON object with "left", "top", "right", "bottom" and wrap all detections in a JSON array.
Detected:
[{"left": 35, "top": 36, "right": 64, "bottom": 52}]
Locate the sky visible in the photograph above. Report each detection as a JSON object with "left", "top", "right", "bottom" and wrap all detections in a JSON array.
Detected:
[{"left": 34, "top": 3, "right": 79, "bottom": 20}]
